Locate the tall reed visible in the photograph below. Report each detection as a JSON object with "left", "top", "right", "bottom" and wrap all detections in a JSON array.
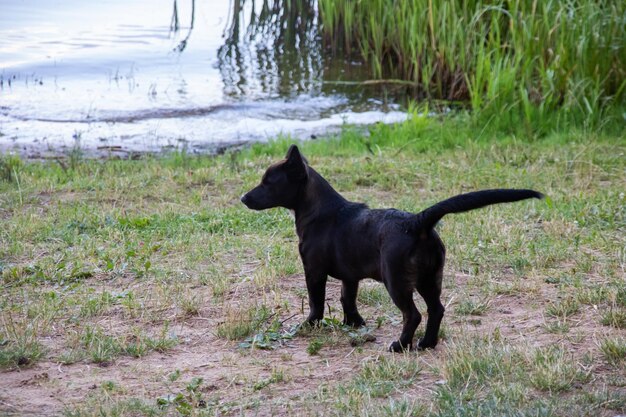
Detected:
[{"left": 319, "top": 0, "right": 625, "bottom": 131}]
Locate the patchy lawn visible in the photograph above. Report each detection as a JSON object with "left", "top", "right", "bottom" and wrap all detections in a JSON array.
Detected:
[{"left": 1, "top": 120, "right": 625, "bottom": 416}]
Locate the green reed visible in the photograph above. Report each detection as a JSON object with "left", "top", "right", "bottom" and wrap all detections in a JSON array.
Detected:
[{"left": 319, "top": 0, "right": 625, "bottom": 131}]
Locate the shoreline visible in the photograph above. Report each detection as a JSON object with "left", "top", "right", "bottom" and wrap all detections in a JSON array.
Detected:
[
  {"left": 0, "top": 137, "right": 253, "bottom": 161},
  {"left": 0, "top": 110, "right": 409, "bottom": 160}
]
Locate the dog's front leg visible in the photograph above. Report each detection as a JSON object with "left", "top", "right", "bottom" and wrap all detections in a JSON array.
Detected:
[
  {"left": 305, "top": 271, "right": 327, "bottom": 324},
  {"left": 341, "top": 280, "right": 366, "bottom": 327}
]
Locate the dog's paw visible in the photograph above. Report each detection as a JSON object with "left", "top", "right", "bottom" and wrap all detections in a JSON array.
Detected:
[
  {"left": 388, "top": 340, "right": 410, "bottom": 353},
  {"left": 343, "top": 315, "right": 366, "bottom": 328},
  {"left": 305, "top": 314, "right": 323, "bottom": 326},
  {"left": 416, "top": 338, "right": 437, "bottom": 350}
]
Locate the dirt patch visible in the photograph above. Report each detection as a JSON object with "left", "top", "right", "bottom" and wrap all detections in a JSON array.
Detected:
[{"left": 1, "top": 271, "right": 624, "bottom": 416}]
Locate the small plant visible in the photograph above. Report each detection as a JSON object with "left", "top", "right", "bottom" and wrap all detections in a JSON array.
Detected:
[
  {"left": 527, "top": 347, "right": 590, "bottom": 393},
  {"left": 217, "top": 305, "right": 271, "bottom": 340},
  {"left": 443, "top": 338, "right": 519, "bottom": 390},
  {"left": 358, "top": 285, "right": 391, "bottom": 308},
  {"left": 455, "top": 297, "right": 490, "bottom": 316},
  {"left": 543, "top": 318, "right": 570, "bottom": 335},
  {"left": 545, "top": 297, "right": 580, "bottom": 318},
  {"left": 253, "top": 368, "right": 285, "bottom": 391},
  {"left": 58, "top": 348, "right": 86, "bottom": 365},
  {"left": 601, "top": 308, "right": 626, "bottom": 329},
  {"left": 157, "top": 377, "right": 209, "bottom": 415},
  {"left": 145, "top": 324, "right": 178, "bottom": 353},
  {"left": 119, "top": 291, "right": 140, "bottom": 318},
  {"left": 599, "top": 337, "right": 626, "bottom": 365},
  {"left": 81, "top": 326, "right": 120, "bottom": 364},
  {"left": 351, "top": 355, "right": 421, "bottom": 398},
  {"left": 239, "top": 322, "right": 298, "bottom": 350},
  {"left": 576, "top": 287, "right": 609, "bottom": 306},
  {"left": 79, "top": 291, "right": 114, "bottom": 317},
  {"left": 347, "top": 327, "right": 377, "bottom": 347},
  {"left": 0, "top": 312, "right": 45, "bottom": 369},
  {"left": 179, "top": 292, "right": 202, "bottom": 318},
  {"left": 0, "top": 153, "right": 23, "bottom": 183},
  {"left": 307, "top": 339, "right": 324, "bottom": 355},
  {"left": 614, "top": 287, "right": 626, "bottom": 308},
  {"left": 123, "top": 333, "right": 149, "bottom": 358},
  {"left": 101, "top": 380, "right": 119, "bottom": 392}
]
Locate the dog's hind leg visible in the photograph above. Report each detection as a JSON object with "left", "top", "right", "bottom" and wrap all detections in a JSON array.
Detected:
[
  {"left": 384, "top": 264, "right": 422, "bottom": 352},
  {"left": 341, "top": 280, "right": 366, "bottom": 327},
  {"left": 416, "top": 270, "right": 445, "bottom": 350}
]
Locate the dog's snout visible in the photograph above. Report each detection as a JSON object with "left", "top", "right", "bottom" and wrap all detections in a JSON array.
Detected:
[{"left": 240, "top": 194, "right": 249, "bottom": 205}]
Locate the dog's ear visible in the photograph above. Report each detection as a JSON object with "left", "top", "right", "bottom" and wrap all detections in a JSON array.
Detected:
[{"left": 285, "top": 145, "right": 308, "bottom": 180}]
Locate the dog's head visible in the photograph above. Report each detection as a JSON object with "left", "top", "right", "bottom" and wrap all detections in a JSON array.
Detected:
[{"left": 241, "top": 144, "right": 309, "bottom": 210}]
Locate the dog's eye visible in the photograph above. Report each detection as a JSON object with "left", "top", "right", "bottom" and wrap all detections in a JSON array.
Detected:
[{"left": 262, "top": 172, "right": 279, "bottom": 185}]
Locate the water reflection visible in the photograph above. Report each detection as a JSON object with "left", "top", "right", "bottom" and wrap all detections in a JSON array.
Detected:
[
  {"left": 218, "top": 0, "right": 322, "bottom": 98},
  {"left": 0, "top": 0, "right": 407, "bottom": 157},
  {"left": 170, "top": 0, "right": 195, "bottom": 52}
]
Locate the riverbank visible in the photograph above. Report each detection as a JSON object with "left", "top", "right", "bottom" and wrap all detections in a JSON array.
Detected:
[{"left": 1, "top": 117, "right": 625, "bottom": 415}]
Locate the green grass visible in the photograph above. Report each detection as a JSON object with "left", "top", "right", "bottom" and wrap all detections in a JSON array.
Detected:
[
  {"left": 0, "top": 116, "right": 625, "bottom": 414},
  {"left": 217, "top": 304, "right": 272, "bottom": 341},
  {"left": 319, "top": 0, "right": 625, "bottom": 132},
  {"left": 600, "top": 337, "right": 626, "bottom": 366},
  {"left": 455, "top": 297, "right": 490, "bottom": 316}
]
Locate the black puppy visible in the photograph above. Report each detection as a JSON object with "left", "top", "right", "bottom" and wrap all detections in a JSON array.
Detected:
[{"left": 241, "top": 145, "right": 543, "bottom": 352}]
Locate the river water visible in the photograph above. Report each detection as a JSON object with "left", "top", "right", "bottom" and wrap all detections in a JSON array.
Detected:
[{"left": 0, "top": 0, "right": 407, "bottom": 157}]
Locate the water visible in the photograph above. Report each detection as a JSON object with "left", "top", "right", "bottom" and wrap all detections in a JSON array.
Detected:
[{"left": 0, "top": 0, "right": 407, "bottom": 157}]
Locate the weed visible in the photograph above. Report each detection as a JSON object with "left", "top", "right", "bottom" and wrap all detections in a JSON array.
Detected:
[
  {"left": 58, "top": 349, "right": 87, "bottom": 365},
  {"left": 350, "top": 354, "right": 421, "bottom": 398},
  {"left": 239, "top": 321, "right": 298, "bottom": 350},
  {"left": 0, "top": 311, "right": 46, "bottom": 369},
  {"left": 443, "top": 337, "right": 520, "bottom": 390},
  {"left": 545, "top": 297, "right": 580, "bottom": 318},
  {"left": 357, "top": 284, "right": 391, "bottom": 308},
  {"left": 455, "top": 297, "right": 490, "bottom": 316},
  {"left": 144, "top": 324, "right": 178, "bottom": 353},
  {"left": 543, "top": 318, "right": 571, "bottom": 335},
  {"left": 601, "top": 308, "right": 626, "bottom": 329},
  {"left": 63, "top": 398, "right": 159, "bottom": 417},
  {"left": 157, "top": 377, "right": 209, "bottom": 415},
  {"left": 615, "top": 286, "right": 626, "bottom": 308},
  {"left": 0, "top": 153, "right": 23, "bottom": 183},
  {"left": 81, "top": 326, "right": 120, "bottom": 364},
  {"left": 576, "top": 286, "right": 609, "bottom": 306},
  {"left": 307, "top": 339, "right": 324, "bottom": 355},
  {"left": 79, "top": 291, "right": 114, "bottom": 318},
  {"left": 599, "top": 337, "right": 626, "bottom": 366},
  {"left": 527, "top": 346, "right": 590, "bottom": 393},
  {"left": 178, "top": 291, "right": 202, "bottom": 318},
  {"left": 253, "top": 368, "right": 285, "bottom": 391},
  {"left": 217, "top": 304, "right": 271, "bottom": 340}
]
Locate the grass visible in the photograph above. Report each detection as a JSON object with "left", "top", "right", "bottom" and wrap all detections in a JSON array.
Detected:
[
  {"left": 319, "top": 0, "right": 625, "bottom": 132},
  {"left": 545, "top": 296, "right": 581, "bottom": 318},
  {"left": 0, "top": 116, "right": 625, "bottom": 415},
  {"left": 599, "top": 337, "right": 626, "bottom": 366},
  {"left": 217, "top": 304, "right": 272, "bottom": 340},
  {"left": 455, "top": 297, "right": 490, "bottom": 316}
]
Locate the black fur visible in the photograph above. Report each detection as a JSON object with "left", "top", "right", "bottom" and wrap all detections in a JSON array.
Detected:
[{"left": 241, "top": 145, "right": 543, "bottom": 351}]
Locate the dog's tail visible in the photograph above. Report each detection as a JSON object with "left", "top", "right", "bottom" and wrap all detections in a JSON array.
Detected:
[{"left": 416, "top": 189, "right": 543, "bottom": 231}]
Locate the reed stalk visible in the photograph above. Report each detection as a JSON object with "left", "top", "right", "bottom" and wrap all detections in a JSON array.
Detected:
[{"left": 318, "top": 0, "right": 625, "bottom": 130}]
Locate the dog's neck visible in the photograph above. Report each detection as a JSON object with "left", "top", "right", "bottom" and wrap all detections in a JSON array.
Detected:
[{"left": 293, "top": 167, "right": 346, "bottom": 232}]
